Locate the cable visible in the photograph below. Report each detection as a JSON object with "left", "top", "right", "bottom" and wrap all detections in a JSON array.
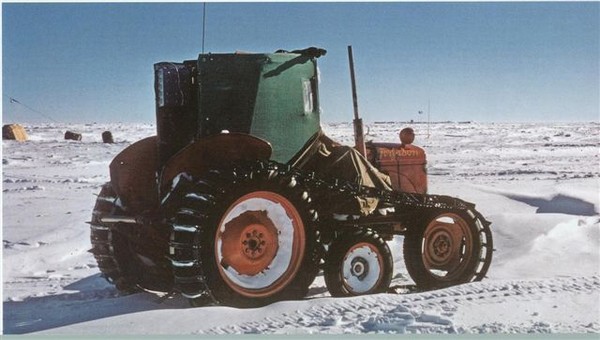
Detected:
[{"left": 7, "top": 96, "right": 59, "bottom": 123}]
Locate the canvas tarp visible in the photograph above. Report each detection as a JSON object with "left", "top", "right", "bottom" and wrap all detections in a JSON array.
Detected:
[{"left": 290, "top": 130, "right": 392, "bottom": 216}]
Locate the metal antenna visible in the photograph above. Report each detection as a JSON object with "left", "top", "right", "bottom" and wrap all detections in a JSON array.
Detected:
[
  {"left": 201, "top": 3, "right": 207, "bottom": 54},
  {"left": 427, "top": 99, "right": 431, "bottom": 139}
]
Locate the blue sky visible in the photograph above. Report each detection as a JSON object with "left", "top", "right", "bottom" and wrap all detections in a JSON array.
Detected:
[{"left": 3, "top": 2, "right": 599, "bottom": 123}]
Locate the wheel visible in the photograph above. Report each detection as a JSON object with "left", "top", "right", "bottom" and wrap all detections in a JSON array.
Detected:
[
  {"left": 324, "top": 229, "right": 393, "bottom": 297},
  {"left": 90, "top": 183, "right": 172, "bottom": 293},
  {"left": 167, "top": 162, "right": 320, "bottom": 307},
  {"left": 403, "top": 210, "right": 492, "bottom": 289},
  {"left": 90, "top": 183, "right": 139, "bottom": 292}
]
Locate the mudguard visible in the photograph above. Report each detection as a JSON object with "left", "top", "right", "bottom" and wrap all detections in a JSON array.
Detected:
[
  {"left": 110, "top": 133, "right": 272, "bottom": 214},
  {"left": 109, "top": 136, "right": 160, "bottom": 214},
  {"left": 159, "top": 132, "right": 272, "bottom": 194}
]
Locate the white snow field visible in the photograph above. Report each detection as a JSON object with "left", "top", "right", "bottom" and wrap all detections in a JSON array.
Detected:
[{"left": 3, "top": 121, "right": 599, "bottom": 335}]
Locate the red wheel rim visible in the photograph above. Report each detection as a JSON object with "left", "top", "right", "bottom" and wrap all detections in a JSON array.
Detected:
[
  {"left": 422, "top": 213, "right": 474, "bottom": 281},
  {"left": 215, "top": 191, "right": 306, "bottom": 298}
]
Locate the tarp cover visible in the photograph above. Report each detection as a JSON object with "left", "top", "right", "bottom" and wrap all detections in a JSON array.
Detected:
[{"left": 290, "top": 130, "right": 392, "bottom": 216}]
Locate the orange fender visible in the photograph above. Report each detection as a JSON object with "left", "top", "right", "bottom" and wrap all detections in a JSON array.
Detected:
[
  {"left": 110, "top": 136, "right": 160, "bottom": 214},
  {"left": 159, "top": 133, "right": 272, "bottom": 194},
  {"left": 110, "top": 133, "right": 272, "bottom": 214}
]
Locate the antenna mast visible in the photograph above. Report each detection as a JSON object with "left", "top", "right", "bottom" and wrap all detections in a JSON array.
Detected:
[
  {"left": 427, "top": 99, "right": 431, "bottom": 139},
  {"left": 201, "top": 3, "right": 207, "bottom": 54}
]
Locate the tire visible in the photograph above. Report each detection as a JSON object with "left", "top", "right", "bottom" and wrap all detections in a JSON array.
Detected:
[
  {"left": 167, "top": 162, "right": 320, "bottom": 307},
  {"left": 403, "top": 209, "right": 492, "bottom": 290},
  {"left": 324, "top": 229, "right": 393, "bottom": 297},
  {"left": 90, "top": 183, "right": 172, "bottom": 293}
]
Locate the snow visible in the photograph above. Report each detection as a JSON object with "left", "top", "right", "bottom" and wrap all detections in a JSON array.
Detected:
[{"left": 3, "top": 121, "right": 599, "bottom": 335}]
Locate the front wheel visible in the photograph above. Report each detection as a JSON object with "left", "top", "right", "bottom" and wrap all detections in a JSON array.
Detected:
[
  {"left": 403, "top": 210, "right": 492, "bottom": 289},
  {"left": 324, "top": 229, "right": 393, "bottom": 297}
]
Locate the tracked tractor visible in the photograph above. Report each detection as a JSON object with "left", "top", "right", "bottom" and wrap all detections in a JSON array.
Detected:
[{"left": 90, "top": 47, "right": 493, "bottom": 307}]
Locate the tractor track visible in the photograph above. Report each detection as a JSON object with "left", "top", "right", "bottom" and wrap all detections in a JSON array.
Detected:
[{"left": 199, "top": 275, "right": 600, "bottom": 334}]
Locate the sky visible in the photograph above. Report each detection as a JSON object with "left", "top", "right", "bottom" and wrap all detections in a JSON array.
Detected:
[{"left": 2, "top": 2, "right": 599, "bottom": 124}]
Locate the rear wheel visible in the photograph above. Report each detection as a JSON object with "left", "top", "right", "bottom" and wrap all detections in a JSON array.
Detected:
[
  {"left": 168, "top": 162, "right": 320, "bottom": 307},
  {"left": 324, "top": 229, "right": 393, "bottom": 297},
  {"left": 216, "top": 191, "right": 307, "bottom": 298},
  {"left": 90, "top": 183, "right": 172, "bottom": 293},
  {"left": 90, "top": 183, "right": 139, "bottom": 292},
  {"left": 403, "top": 210, "right": 492, "bottom": 289}
]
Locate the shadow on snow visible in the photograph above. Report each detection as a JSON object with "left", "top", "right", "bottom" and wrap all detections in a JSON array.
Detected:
[
  {"left": 3, "top": 274, "right": 188, "bottom": 334},
  {"left": 504, "top": 194, "right": 597, "bottom": 216}
]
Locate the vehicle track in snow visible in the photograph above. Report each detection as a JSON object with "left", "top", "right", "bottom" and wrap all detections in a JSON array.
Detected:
[{"left": 200, "top": 275, "right": 599, "bottom": 334}]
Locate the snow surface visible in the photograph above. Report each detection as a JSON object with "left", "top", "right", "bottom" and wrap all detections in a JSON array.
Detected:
[{"left": 2, "top": 121, "right": 599, "bottom": 335}]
